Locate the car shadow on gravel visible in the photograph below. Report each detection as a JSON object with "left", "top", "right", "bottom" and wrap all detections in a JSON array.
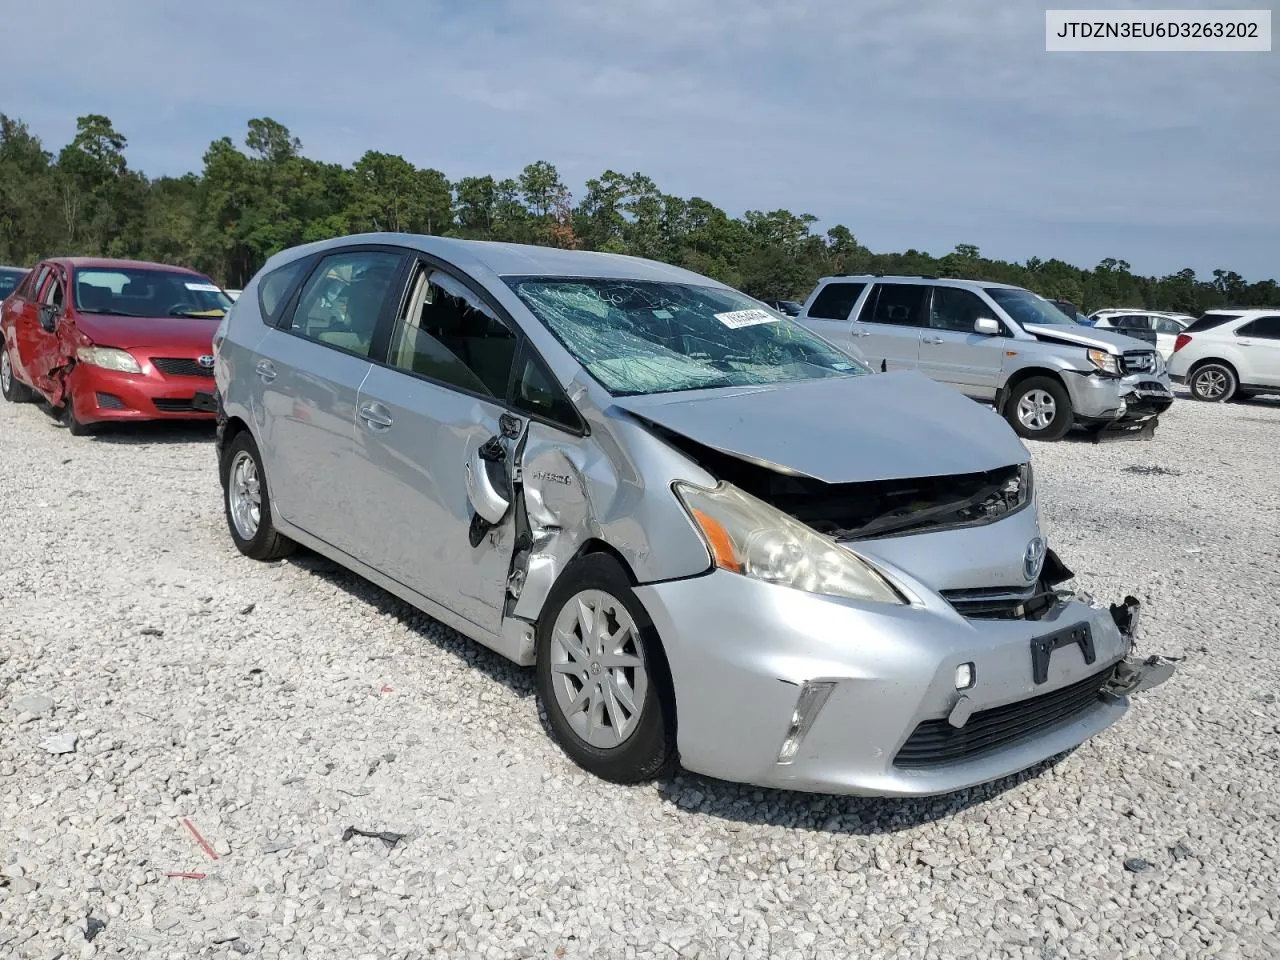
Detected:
[
  {"left": 655, "top": 750, "right": 1077, "bottom": 835},
  {"left": 287, "top": 551, "right": 536, "bottom": 699},
  {"left": 35, "top": 402, "right": 216, "bottom": 445}
]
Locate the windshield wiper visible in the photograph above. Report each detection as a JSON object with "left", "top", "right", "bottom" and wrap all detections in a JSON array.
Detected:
[{"left": 78, "top": 307, "right": 134, "bottom": 316}]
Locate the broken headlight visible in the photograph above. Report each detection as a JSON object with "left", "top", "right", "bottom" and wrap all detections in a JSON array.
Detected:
[
  {"left": 674, "top": 481, "right": 907, "bottom": 605},
  {"left": 77, "top": 346, "right": 142, "bottom": 374}
]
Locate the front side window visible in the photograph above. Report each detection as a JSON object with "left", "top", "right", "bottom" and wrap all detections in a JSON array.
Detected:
[
  {"left": 929, "top": 287, "right": 996, "bottom": 333},
  {"left": 289, "top": 251, "right": 401, "bottom": 357},
  {"left": 74, "top": 268, "right": 232, "bottom": 318},
  {"left": 863, "top": 283, "right": 927, "bottom": 327},
  {"left": 42, "top": 271, "right": 65, "bottom": 312},
  {"left": 508, "top": 277, "right": 866, "bottom": 398},
  {"left": 1112, "top": 315, "right": 1152, "bottom": 330},
  {"left": 984, "top": 287, "right": 1076, "bottom": 327},
  {"left": 1153, "top": 317, "right": 1185, "bottom": 334},
  {"left": 388, "top": 268, "right": 517, "bottom": 397},
  {"left": 807, "top": 282, "right": 866, "bottom": 321}
]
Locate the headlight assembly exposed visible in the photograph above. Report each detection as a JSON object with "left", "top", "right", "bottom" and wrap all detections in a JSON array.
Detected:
[
  {"left": 76, "top": 346, "right": 142, "bottom": 374},
  {"left": 1087, "top": 349, "right": 1120, "bottom": 375},
  {"left": 673, "top": 481, "right": 907, "bottom": 605}
]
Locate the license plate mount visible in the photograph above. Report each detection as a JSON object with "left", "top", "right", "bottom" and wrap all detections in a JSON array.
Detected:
[{"left": 1031, "top": 622, "right": 1095, "bottom": 685}]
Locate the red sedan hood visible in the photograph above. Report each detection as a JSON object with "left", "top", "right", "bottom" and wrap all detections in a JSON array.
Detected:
[{"left": 74, "top": 312, "right": 221, "bottom": 352}]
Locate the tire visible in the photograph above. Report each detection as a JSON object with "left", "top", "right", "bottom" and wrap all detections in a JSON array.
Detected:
[
  {"left": 1188, "top": 362, "right": 1237, "bottom": 403},
  {"left": 1, "top": 345, "right": 35, "bottom": 403},
  {"left": 220, "top": 430, "right": 295, "bottom": 561},
  {"left": 60, "top": 389, "right": 93, "bottom": 436},
  {"left": 1005, "top": 376, "right": 1073, "bottom": 442},
  {"left": 535, "top": 553, "right": 676, "bottom": 784}
]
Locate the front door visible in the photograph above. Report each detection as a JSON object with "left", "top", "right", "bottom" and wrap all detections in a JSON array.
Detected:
[
  {"left": 18, "top": 265, "right": 69, "bottom": 395},
  {"left": 916, "top": 286, "right": 1008, "bottom": 399},
  {"left": 350, "top": 264, "right": 526, "bottom": 635},
  {"left": 252, "top": 247, "right": 406, "bottom": 554},
  {"left": 853, "top": 283, "right": 926, "bottom": 372}
]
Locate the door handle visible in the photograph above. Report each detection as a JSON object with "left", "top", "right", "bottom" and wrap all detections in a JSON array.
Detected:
[
  {"left": 922, "top": 336, "right": 945, "bottom": 345},
  {"left": 359, "top": 402, "right": 394, "bottom": 429},
  {"left": 850, "top": 328, "right": 871, "bottom": 337},
  {"left": 255, "top": 359, "right": 277, "bottom": 382}
]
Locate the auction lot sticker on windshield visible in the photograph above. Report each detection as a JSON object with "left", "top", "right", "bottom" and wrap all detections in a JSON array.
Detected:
[
  {"left": 185, "top": 281, "right": 222, "bottom": 292},
  {"left": 715, "top": 308, "right": 778, "bottom": 329}
]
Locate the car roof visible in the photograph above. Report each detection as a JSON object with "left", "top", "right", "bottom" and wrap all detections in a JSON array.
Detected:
[
  {"left": 263, "top": 234, "right": 721, "bottom": 286},
  {"left": 1204, "top": 307, "right": 1274, "bottom": 316},
  {"left": 53, "top": 257, "right": 209, "bottom": 275},
  {"left": 817, "top": 275, "right": 1023, "bottom": 291}
]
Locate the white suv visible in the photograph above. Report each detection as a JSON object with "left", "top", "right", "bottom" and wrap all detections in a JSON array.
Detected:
[
  {"left": 1167, "top": 309, "right": 1280, "bottom": 402},
  {"left": 1092, "top": 311, "right": 1194, "bottom": 360}
]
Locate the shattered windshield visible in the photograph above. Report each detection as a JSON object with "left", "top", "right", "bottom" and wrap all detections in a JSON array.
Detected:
[{"left": 507, "top": 277, "right": 867, "bottom": 397}]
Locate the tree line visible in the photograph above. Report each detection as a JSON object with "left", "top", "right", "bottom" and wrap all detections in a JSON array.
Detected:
[{"left": 2, "top": 113, "right": 1276, "bottom": 313}]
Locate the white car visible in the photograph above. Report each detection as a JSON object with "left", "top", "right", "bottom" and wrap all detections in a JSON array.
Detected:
[
  {"left": 1092, "top": 311, "right": 1193, "bottom": 360},
  {"left": 1167, "top": 309, "right": 1280, "bottom": 402}
]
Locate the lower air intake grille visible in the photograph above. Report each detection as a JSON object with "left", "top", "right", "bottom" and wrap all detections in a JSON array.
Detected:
[
  {"left": 153, "top": 397, "right": 196, "bottom": 412},
  {"left": 894, "top": 667, "right": 1113, "bottom": 768},
  {"left": 95, "top": 392, "right": 126, "bottom": 410}
]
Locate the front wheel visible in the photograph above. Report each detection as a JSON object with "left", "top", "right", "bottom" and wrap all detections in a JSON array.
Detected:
[
  {"left": 1188, "top": 362, "right": 1237, "bottom": 402},
  {"left": 60, "top": 389, "right": 93, "bottom": 436},
  {"left": 1005, "top": 377, "right": 1073, "bottom": 442},
  {"left": 1, "top": 346, "right": 35, "bottom": 403},
  {"left": 535, "top": 554, "right": 676, "bottom": 784},
  {"left": 220, "top": 431, "right": 295, "bottom": 561}
]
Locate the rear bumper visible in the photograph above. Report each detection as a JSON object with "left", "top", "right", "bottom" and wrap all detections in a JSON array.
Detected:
[{"left": 67, "top": 363, "right": 216, "bottom": 424}]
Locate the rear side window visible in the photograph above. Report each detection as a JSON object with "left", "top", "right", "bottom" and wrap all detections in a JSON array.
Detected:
[
  {"left": 287, "top": 251, "right": 402, "bottom": 358},
  {"left": 1237, "top": 316, "right": 1280, "bottom": 340},
  {"left": 1112, "top": 314, "right": 1152, "bottom": 330},
  {"left": 807, "top": 282, "right": 866, "bottom": 321},
  {"left": 1186, "top": 313, "right": 1240, "bottom": 332},
  {"left": 258, "top": 258, "right": 309, "bottom": 326},
  {"left": 861, "top": 283, "right": 926, "bottom": 327}
]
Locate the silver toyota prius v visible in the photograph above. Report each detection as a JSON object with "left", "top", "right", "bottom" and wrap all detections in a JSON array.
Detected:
[{"left": 212, "top": 234, "right": 1174, "bottom": 797}]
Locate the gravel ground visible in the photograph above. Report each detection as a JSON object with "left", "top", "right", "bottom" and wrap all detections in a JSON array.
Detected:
[{"left": 2, "top": 391, "right": 1279, "bottom": 960}]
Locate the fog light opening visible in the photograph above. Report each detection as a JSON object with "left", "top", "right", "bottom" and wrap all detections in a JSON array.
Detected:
[
  {"left": 955, "top": 662, "right": 975, "bottom": 691},
  {"left": 776, "top": 680, "right": 837, "bottom": 765}
]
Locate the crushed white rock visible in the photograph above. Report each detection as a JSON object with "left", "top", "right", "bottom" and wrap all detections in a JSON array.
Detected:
[{"left": 2, "top": 393, "right": 1278, "bottom": 959}]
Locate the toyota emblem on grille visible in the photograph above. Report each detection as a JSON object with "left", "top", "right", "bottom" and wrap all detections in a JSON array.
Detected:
[
  {"left": 1023, "top": 537, "right": 1047, "bottom": 582},
  {"left": 198, "top": 355, "right": 215, "bottom": 369}
]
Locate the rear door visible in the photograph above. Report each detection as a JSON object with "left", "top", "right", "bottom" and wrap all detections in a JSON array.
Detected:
[
  {"left": 854, "top": 283, "right": 926, "bottom": 372},
  {"left": 350, "top": 258, "right": 583, "bottom": 635},
  {"left": 1234, "top": 315, "right": 1280, "bottom": 386},
  {"left": 5, "top": 264, "right": 48, "bottom": 386},
  {"left": 251, "top": 246, "right": 408, "bottom": 553},
  {"left": 916, "top": 286, "right": 1008, "bottom": 399}
]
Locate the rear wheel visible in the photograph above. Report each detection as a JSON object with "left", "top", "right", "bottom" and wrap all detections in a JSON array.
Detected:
[
  {"left": 221, "top": 431, "right": 295, "bottom": 561},
  {"left": 0, "top": 346, "right": 34, "bottom": 403},
  {"left": 1005, "top": 377, "right": 1073, "bottom": 442},
  {"left": 1188, "top": 362, "right": 1237, "bottom": 402},
  {"left": 535, "top": 554, "right": 676, "bottom": 784}
]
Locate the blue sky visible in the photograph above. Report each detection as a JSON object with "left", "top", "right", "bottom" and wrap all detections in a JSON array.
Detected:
[{"left": 7, "top": 0, "right": 1278, "bottom": 280}]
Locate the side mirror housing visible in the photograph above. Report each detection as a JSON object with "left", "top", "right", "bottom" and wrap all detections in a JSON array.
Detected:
[{"left": 974, "top": 317, "right": 1001, "bottom": 336}]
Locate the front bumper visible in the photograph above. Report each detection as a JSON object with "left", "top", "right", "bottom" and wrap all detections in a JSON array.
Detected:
[
  {"left": 67, "top": 364, "right": 217, "bottom": 425},
  {"left": 1065, "top": 370, "right": 1174, "bottom": 425},
  {"left": 636, "top": 571, "right": 1171, "bottom": 797}
]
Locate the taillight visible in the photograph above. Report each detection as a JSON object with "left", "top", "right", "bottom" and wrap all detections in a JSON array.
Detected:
[{"left": 1173, "top": 334, "right": 1191, "bottom": 353}]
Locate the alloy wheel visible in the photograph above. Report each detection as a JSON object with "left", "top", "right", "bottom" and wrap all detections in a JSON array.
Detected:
[
  {"left": 228, "top": 450, "right": 262, "bottom": 540},
  {"left": 1016, "top": 388, "right": 1057, "bottom": 432},
  {"left": 1194, "top": 368, "right": 1229, "bottom": 400}
]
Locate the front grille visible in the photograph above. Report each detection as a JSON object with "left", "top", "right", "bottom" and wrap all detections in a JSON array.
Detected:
[
  {"left": 1121, "top": 351, "right": 1157, "bottom": 375},
  {"left": 894, "top": 666, "right": 1113, "bottom": 768},
  {"left": 153, "top": 397, "right": 196, "bottom": 412},
  {"left": 94, "top": 392, "right": 126, "bottom": 410},
  {"left": 942, "top": 585, "right": 1038, "bottom": 620},
  {"left": 152, "top": 357, "right": 213, "bottom": 378}
]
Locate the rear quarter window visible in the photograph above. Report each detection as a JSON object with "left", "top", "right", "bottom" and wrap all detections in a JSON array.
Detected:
[
  {"left": 806, "top": 282, "right": 866, "bottom": 321},
  {"left": 257, "top": 258, "right": 310, "bottom": 326},
  {"left": 1186, "top": 313, "right": 1241, "bottom": 332}
]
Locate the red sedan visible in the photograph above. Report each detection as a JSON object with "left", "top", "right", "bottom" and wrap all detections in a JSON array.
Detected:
[{"left": 1, "top": 258, "right": 231, "bottom": 434}]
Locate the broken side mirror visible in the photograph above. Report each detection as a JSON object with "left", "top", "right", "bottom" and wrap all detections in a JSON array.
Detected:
[
  {"left": 974, "top": 317, "right": 1000, "bottom": 336},
  {"left": 466, "top": 437, "right": 510, "bottom": 526},
  {"left": 38, "top": 304, "right": 58, "bottom": 332}
]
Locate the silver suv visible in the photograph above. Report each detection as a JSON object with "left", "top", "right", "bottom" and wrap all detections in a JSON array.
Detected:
[
  {"left": 797, "top": 276, "right": 1174, "bottom": 441},
  {"left": 211, "top": 236, "right": 1172, "bottom": 796}
]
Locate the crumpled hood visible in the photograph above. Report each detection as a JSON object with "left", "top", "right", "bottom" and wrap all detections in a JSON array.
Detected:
[
  {"left": 73, "top": 312, "right": 221, "bottom": 353},
  {"left": 612, "top": 371, "right": 1029, "bottom": 484},
  {"left": 1023, "top": 323, "right": 1153, "bottom": 354}
]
